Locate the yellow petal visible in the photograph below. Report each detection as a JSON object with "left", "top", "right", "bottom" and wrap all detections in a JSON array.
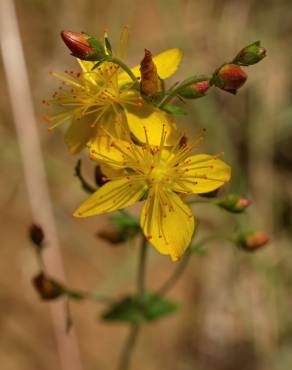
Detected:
[
  {"left": 125, "top": 102, "right": 178, "bottom": 146},
  {"left": 65, "top": 118, "right": 94, "bottom": 154},
  {"left": 74, "top": 178, "right": 146, "bottom": 217},
  {"left": 174, "top": 154, "right": 231, "bottom": 194},
  {"left": 140, "top": 188, "right": 195, "bottom": 261},
  {"left": 118, "top": 48, "right": 183, "bottom": 85}
]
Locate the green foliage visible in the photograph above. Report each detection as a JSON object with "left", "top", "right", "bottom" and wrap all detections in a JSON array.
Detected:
[
  {"left": 161, "top": 104, "right": 187, "bottom": 116},
  {"left": 102, "top": 293, "right": 179, "bottom": 323}
]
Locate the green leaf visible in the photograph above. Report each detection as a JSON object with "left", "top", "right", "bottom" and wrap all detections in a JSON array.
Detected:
[
  {"left": 161, "top": 104, "right": 187, "bottom": 116},
  {"left": 88, "top": 37, "right": 104, "bottom": 54},
  {"left": 102, "top": 293, "right": 179, "bottom": 323}
]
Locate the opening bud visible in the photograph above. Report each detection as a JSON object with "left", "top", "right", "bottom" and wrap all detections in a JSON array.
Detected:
[
  {"left": 140, "top": 49, "right": 160, "bottom": 96},
  {"left": 213, "top": 64, "right": 247, "bottom": 94},
  {"left": 237, "top": 231, "right": 270, "bottom": 252},
  {"left": 233, "top": 41, "right": 267, "bottom": 66},
  {"left": 29, "top": 223, "right": 45, "bottom": 249},
  {"left": 216, "top": 194, "right": 251, "bottom": 213},
  {"left": 179, "top": 80, "right": 210, "bottom": 99},
  {"left": 61, "top": 31, "right": 105, "bottom": 61},
  {"left": 32, "top": 272, "right": 64, "bottom": 300}
]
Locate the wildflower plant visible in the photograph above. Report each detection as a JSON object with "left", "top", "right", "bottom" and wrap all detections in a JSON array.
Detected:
[{"left": 33, "top": 28, "right": 268, "bottom": 370}]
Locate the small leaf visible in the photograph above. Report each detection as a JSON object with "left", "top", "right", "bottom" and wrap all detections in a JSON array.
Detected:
[
  {"left": 104, "top": 34, "right": 112, "bottom": 55},
  {"left": 102, "top": 293, "right": 179, "bottom": 323},
  {"left": 190, "top": 246, "right": 208, "bottom": 255},
  {"left": 88, "top": 37, "right": 104, "bottom": 54},
  {"left": 91, "top": 60, "right": 105, "bottom": 70},
  {"left": 161, "top": 104, "right": 187, "bottom": 116}
]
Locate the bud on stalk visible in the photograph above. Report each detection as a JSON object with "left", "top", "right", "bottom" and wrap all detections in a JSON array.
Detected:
[
  {"left": 140, "top": 49, "right": 160, "bottom": 96},
  {"left": 213, "top": 63, "right": 247, "bottom": 94},
  {"left": 216, "top": 194, "right": 251, "bottom": 213},
  {"left": 179, "top": 80, "right": 210, "bottom": 99},
  {"left": 32, "top": 272, "right": 64, "bottom": 300},
  {"left": 61, "top": 31, "right": 105, "bottom": 61},
  {"left": 29, "top": 223, "right": 45, "bottom": 249},
  {"left": 233, "top": 41, "right": 266, "bottom": 66},
  {"left": 237, "top": 231, "right": 270, "bottom": 252}
]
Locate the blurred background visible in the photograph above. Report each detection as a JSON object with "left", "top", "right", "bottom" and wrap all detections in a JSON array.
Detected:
[{"left": 1, "top": 0, "right": 292, "bottom": 369}]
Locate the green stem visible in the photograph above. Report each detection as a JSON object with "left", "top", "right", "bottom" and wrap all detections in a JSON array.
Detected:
[
  {"left": 137, "top": 236, "right": 148, "bottom": 298},
  {"left": 116, "top": 236, "right": 148, "bottom": 370},
  {"left": 117, "top": 324, "right": 140, "bottom": 370},
  {"left": 109, "top": 57, "right": 139, "bottom": 84}
]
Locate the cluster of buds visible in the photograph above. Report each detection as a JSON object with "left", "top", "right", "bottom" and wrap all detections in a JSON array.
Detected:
[
  {"left": 212, "top": 41, "right": 266, "bottom": 94},
  {"left": 236, "top": 231, "right": 270, "bottom": 252}
]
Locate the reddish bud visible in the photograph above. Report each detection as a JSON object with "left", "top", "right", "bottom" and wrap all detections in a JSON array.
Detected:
[
  {"left": 32, "top": 272, "right": 63, "bottom": 300},
  {"left": 216, "top": 194, "right": 251, "bottom": 213},
  {"left": 29, "top": 223, "right": 45, "bottom": 249},
  {"left": 61, "top": 31, "right": 93, "bottom": 58},
  {"left": 213, "top": 64, "right": 247, "bottom": 94},
  {"left": 237, "top": 231, "right": 270, "bottom": 252},
  {"left": 140, "top": 49, "right": 160, "bottom": 96},
  {"left": 179, "top": 80, "right": 210, "bottom": 99},
  {"left": 95, "top": 165, "right": 109, "bottom": 187}
]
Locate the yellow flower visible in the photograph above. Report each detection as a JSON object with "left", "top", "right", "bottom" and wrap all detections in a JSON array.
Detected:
[
  {"left": 74, "top": 128, "right": 231, "bottom": 261},
  {"left": 44, "top": 27, "right": 183, "bottom": 154}
]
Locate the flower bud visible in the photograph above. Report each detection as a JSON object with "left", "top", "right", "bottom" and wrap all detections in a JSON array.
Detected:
[
  {"left": 61, "top": 31, "right": 104, "bottom": 61},
  {"left": 234, "top": 41, "right": 266, "bottom": 66},
  {"left": 237, "top": 231, "right": 270, "bottom": 252},
  {"left": 140, "top": 49, "right": 160, "bottom": 96},
  {"left": 29, "top": 223, "right": 45, "bottom": 249},
  {"left": 216, "top": 194, "right": 251, "bottom": 213},
  {"left": 95, "top": 165, "right": 109, "bottom": 187},
  {"left": 179, "top": 80, "right": 210, "bottom": 99},
  {"left": 32, "top": 272, "right": 64, "bottom": 300},
  {"left": 213, "top": 64, "right": 247, "bottom": 94}
]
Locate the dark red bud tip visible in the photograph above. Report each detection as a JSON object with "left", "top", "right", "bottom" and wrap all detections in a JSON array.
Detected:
[
  {"left": 29, "top": 223, "right": 45, "bottom": 248},
  {"left": 238, "top": 231, "right": 270, "bottom": 252},
  {"left": 32, "top": 272, "right": 63, "bottom": 300},
  {"left": 61, "top": 31, "right": 93, "bottom": 58},
  {"left": 218, "top": 64, "right": 247, "bottom": 91},
  {"left": 195, "top": 80, "right": 210, "bottom": 94},
  {"left": 259, "top": 47, "right": 266, "bottom": 58}
]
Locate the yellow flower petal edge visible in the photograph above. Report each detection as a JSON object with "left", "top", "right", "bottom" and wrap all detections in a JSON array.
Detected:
[
  {"left": 74, "top": 178, "right": 147, "bottom": 217},
  {"left": 141, "top": 188, "right": 195, "bottom": 261},
  {"left": 172, "top": 154, "right": 232, "bottom": 194},
  {"left": 118, "top": 48, "right": 183, "bottom": 85}
]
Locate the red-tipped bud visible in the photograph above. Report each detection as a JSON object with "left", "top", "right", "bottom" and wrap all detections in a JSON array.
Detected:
[
  {"left": 216, "top": 194, "right": 251, "bottom": 213},
  {"left": 140, "top": 49, "right": 160, "bottom": 96},
  {"left": 234, "top": 41, "right": 267, "bottom": 66},
  {"left": 61, "top": 31, "right": 93, "bottom": 58},
  {"left": 237, "top": 231, "right": 270, "bottom": 252},
  {"left": 29, "top": 223, "right": 45, "bottom": 249},
  {"left": 213, "top": 64, "right": 247, "bottom": 94},
  {"left": 61, "top": 31, "right": 105, "bottom": 61},
  {"left": 32, "top": 272, "right": 64, "bottom": 300},
  {"left": 179, "top": 80, "right": 210, "bottom": 99}
]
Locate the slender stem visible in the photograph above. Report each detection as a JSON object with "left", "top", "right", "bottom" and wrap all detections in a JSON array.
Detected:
[
  {"left": 109, "top": 57, "right": 139, "bottom": 84},
  {"left": 117, "top": 325, "right": 140, "bottom": 370},
  {"left": 74, "top": 159, "right": 96, "bottom": 194},
  {"left": 157, "top": 249, "right": 191, "bottom": 296},
  {"left": 137, "top": 236, "right": 148, "bottom": 298},
  {"left": 116, "top": 236, "right": 148, "bottom": 370}
]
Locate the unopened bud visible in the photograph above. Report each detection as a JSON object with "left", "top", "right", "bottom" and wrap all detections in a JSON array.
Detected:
[
  {"left": 61, "top": 31, "right": 104, "bottom": 61},
  {"left": 179, "top": 80, "right": 210, "bottom": 99},
  {"left": 213, "top": 64, "right": 247, "bottom": 94},
  {"left": 234, "top": 41, "right": 267, "bottom": 66},
  {"left": 32, "top": 272, "right": 64, "bottom": 300},
  {"left": 29, "top": 223, "right": 45, "bottom": 249},
  {"left": 237, "top": 231, "right": 270, "bottom": 252},
  {"left": 95, "top": 165, "right": 109, "bottom": 187},
  {"left": 140, "top": 49, "right": 160, "bottom": 96},
  {"left": 216, "top": 194, "right": 251, "bottom": 213}
]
